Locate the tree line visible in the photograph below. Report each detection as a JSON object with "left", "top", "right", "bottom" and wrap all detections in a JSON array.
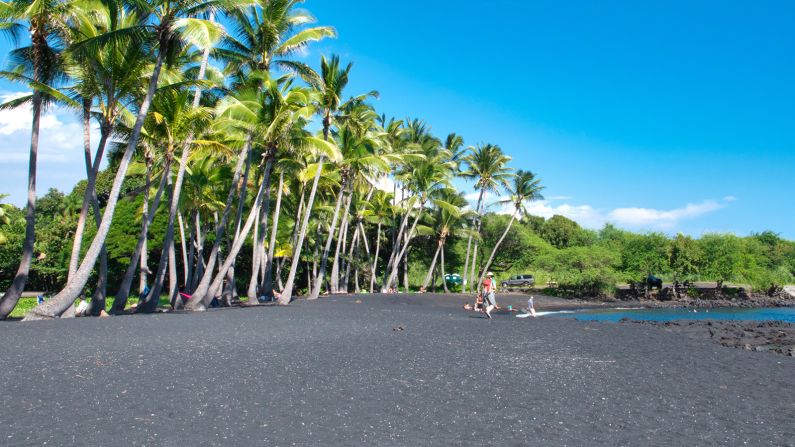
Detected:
[{"left": 0, "top": 0, "right": 545, "bottom": 320}]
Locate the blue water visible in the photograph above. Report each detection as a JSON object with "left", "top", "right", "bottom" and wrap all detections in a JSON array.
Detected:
[{"left": 548, "top": 307, "right": 795, "bottom": 323}]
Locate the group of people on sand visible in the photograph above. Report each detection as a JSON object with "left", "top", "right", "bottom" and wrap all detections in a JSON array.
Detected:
[{"left": 463, "top": 272, "right": 536, "bottom": 319}]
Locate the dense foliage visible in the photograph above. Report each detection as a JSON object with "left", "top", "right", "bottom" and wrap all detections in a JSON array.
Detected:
[{"left": 3, "top": 193, "right": 793, "bottom": 298}]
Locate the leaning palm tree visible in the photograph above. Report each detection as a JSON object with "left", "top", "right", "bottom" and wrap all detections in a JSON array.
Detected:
[
  {"left": 64, "top": 2, "right": 150, "bottom": 314},
  {"left": 134, "top": 88, "right": 217, "bottom": 313},
  {"left": 0, "top": 0, "right": 80, "bottom": 319},
  {"left": 477, "top": 170, "right": 544, "bottom": 286},
  {"left": 280, "top": 54, "right": 350, "bottom": 304},
  {"left": 460, "top": 143, "right": 513, "bottom": 293},
  {"left": 25, "top": 0, "right": 228, "bottom": 320}
]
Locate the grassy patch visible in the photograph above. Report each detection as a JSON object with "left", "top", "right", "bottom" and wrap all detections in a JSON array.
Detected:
[{"left": 9, "top": 296, "right": 172, "bottom": 319}]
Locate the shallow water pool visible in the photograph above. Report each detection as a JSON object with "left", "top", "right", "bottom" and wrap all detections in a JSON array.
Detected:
[{"left": 546, "top": 307, "right": 795, "bottom": 323}]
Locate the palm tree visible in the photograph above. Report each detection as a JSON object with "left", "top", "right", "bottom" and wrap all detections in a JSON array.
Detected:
[
  {"left": 383, "top": 152, "right": 455, "bottom": 291},
  {"left": 320, "top": 104, "right": 387, "bottom": 296},
  {"left": 25, "top": 0, "right": 228, "bottom": 320},
  {"left": 0, "top": 0, "right": 80, "bottom": 319},
  {"left": 460, "top": 143, "right": 513, "bottom": 293},
  {"left": 64, "top": 2, "right": 150, "bottom": 313},
  {"left": 365, "top": 190, "right": 394, "bottom": 293},
  {"left": 417, "top": 191, "right": 473, "bottom": 292},
  {"left": 220, "top": 0, "right": 335, "bottom": 84},
  {"left": 381, "top": 118, "right": 436, "bottom": 291},
  {"left": 478, "top": 170, "right": 544, "bottom": 286},
  {"left": 187, "top": 74, "right": 331, "bottom": 309},
  {"left": 219, "top": 0, "right": 335, "bottom": 300},
  {"left": 281, "top": 54, "right": 350, "bottom": 304},
  {"left": 134, "top": 88, "right": 217, "bottom": 313}
]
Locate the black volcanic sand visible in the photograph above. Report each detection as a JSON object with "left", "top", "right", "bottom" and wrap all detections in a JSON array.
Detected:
[
  {"left": 1, "top": 294, "right": 793, "bottom": 446},
  {"left": 625, "top": 320, "right": 795, "bottom": 357}
]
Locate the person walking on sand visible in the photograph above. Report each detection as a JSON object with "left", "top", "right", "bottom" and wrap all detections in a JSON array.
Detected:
[{"left": 482, "top": 272, "right": 497, "bottom": 319}]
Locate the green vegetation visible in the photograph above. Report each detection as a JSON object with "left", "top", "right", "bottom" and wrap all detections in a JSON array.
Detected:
[
  {"left": 0, "top": 0, "right": 791, "bottom": 320},
  {"left": 439, "top": 217, "right": 794, "bottom": 297}
]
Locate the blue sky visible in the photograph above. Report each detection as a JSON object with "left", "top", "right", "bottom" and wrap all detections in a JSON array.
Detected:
[{"left": 0, "top": 0, "right": 793, "bottom": 238}]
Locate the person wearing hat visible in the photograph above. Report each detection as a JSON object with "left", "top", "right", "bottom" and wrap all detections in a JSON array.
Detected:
[{"left": 482, "top": 272, "right": 497, "bottom": 319}]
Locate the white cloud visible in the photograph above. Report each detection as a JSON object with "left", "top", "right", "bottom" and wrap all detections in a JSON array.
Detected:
[
  {"left": 0, "top": 92, "right": 64, "bottom": 136},
  {"left": 460, "top": 184, "right": 731, "bottom": 232},
  {"left": 607, "top": 200, "right": 725, "bottom": 229},
  {"left": 0, "top": 90, "right": 102, "bottom": 205},
  {"left": 523, "top": 200, "right": 606, "bottom": 228}
]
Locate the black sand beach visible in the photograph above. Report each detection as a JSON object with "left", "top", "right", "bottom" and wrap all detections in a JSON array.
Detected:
[{"left": 1, "top": 293, "right": 793, "bottom": 446}]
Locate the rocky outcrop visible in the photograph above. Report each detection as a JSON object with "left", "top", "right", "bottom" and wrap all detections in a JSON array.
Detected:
[
  {"left": 783, "top": 286, "right": 795, "bottom": 300},
  {"left": 624, "top": 319, "right": 795, "bottom": 357}
]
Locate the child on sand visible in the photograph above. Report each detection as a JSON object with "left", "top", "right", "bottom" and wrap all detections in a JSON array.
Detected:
[{"left": 516, "top": 296, "right": 537, "bottom": 318}]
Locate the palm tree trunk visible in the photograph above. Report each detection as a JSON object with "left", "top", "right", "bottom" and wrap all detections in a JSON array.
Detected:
[
  {"left": 242, "top": 159, "right": 265, "bottom": 301},
  {"left": 467, "top": 191, "right": 486, "bottom": 293},
  {"left": 190, "top": 212, "right": 205, "bottom": 293},
  {"left": 421, "top": 241, "right": 443, "bottom": 291},
  {"left": 0, "top": 90, "right": 42, "bottom": 319},
  {"left": 25, "top": 33, "right": 168, "bottom": 320},
  {"left": 139, "top": 173, "right": 176, "bottom": 313},
  {"left": 185, "top": 211, "right": 196, "bottom": 296},
  {"left": 370, "top": 222, "right": 382, "bottom": 293},
  {"left": 0, "top": 21, "right": 50, "bottom": 319},
  {"left": 290, "top": 188, "right": 306, "bottom": 254},
  {"left": 248, "top": 204, "right": 260, "bottom": 296},
  {"left": 141, "top": 30, "right": 214, "bottom": 313},
  {"left": 72, "top": 105, "right": 112, "bottom": 316},
  {"left": 140, "top": 223, "right": 148, "bottom": 294},
  {"left": 168, "top": 235, "right": 178, "bottom": 305},
  {"left": 191, "top": 174, "right": 268, "bottom": 310},
  {"left": 140, "top": 160, "right": 154, "bottom": 296},
  {"left": 178, "top": 210, "right": 188, "bottom": 281},
  {"left": 330, "top": 186, "right": 353, "bottom": 294},
  {"left": 280, "top": 154, "right": 326, "bottom": 304},
  {"left": 381, "top": 207, "right": 412, "bottom": 291},
  {"left": 478, "top": 210, "right": 518, "bottom": 287},
  {"left": 343, "top": 224, "right": 360, "bottom": 292},
  {"left": 441, "top": 240, "right": 450, "bottom": 293},
  {"left": 85, "top": 122, "right": 110, "bottom": 316},
  {"left": 68, "top": 104, "right": 108, "bottom": 281},
  {"left": 385, "top": 202, "right": 426, "bottom": 290},
  {"left": 185, "top": 140, "right": 254, "bottom": 308},
  {"left": 310, "top": 180, "right": 347, "bottom": 299},
  {"left": 276, "top": 258, "right": 285, "bottom": 291},
  {"left": 263, "top": 171, "right": 284, "bottom": 296},
  {"left": 110, "top": 162, "right": 169, "bottom": 313},
  {"left": 403, "top": 247, "right": 410, "bottom": 293},
  {"left": 462, "top": 192, "right": 482, "bottom": 293},
  {"left": 461, "top": 223, "right": 474, "bottom": 292},
  {"left": 251, "top": 154, "right": 274, "bottom": 300}
]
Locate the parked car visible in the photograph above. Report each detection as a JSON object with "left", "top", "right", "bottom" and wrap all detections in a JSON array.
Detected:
[{"left": 501, "top": 274, "right": 535, "bottom": 288}]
